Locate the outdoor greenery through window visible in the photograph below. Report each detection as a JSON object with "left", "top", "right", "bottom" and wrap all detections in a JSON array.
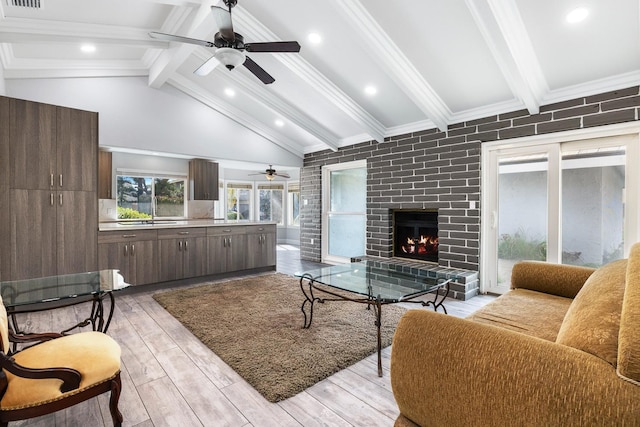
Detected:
[
  {"left": 288, "top": 182, "right": 300, "bottom": 226},
  {"left": 117, "top": 174, "right": 186, "bottom": 219},
  {"left": 227, "top": 182, "right": 252, "bottom": 221},
  {"left": 258, "top": 183, "right": 284, "bottom": 224}
]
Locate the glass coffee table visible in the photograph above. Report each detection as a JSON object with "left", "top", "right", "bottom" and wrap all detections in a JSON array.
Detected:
[
  {"left": 0, "top": 270, "right": 129, "bottom": 346},
  {"left": 295, "top": 259, "right": 458, "bottom": 376}
]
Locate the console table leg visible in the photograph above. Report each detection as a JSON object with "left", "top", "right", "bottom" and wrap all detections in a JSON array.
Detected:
[
  {"left": 300, "top": 274, "right": 322, "bottom": 329},
  {"left": 373, "top": 298, "right": 383, "bottom": 377}
]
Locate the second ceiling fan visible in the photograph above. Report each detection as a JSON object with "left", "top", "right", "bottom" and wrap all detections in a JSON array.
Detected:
[{"left": 149, "top": 0, "right": 301, "bottom": 84}]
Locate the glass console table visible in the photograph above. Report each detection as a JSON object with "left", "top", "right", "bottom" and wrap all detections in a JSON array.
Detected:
[
  {"left": 0, "top": 270, "right": 129, "bottom": 344},
  {"left": 295, "top": 260, "right": 459, "bottom": 376}
]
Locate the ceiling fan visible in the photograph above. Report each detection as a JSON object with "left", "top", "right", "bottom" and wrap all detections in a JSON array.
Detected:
[
  {"left": 149, "top": 0, "right": 300, "bottom": 84},
  {"left": 249, "top": 165, "right": 290, "bottom": 181}
]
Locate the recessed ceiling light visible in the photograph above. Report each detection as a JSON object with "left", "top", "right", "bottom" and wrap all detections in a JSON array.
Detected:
[
  {"left": 364, "top": 85, "right": 377, "bottom": 96},
  {"left": 224, "top": 88, "right": 236, "bottom": 97},
  {"left": 275, "top": 119, "right": 285, "bottom": 127},
  {"left": 566, "top": 7, "right": 589, "bottom": 23},
  {"left": 308, "top": 32, "right": 322, "bottom": 44},
  {"left": 80, "top": 44, "right": 96, "bottom": 53}
]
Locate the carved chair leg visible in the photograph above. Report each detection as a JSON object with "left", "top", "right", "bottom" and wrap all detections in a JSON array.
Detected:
[{"left": 109, "top": 374, "right": 123, "bottom": 427}]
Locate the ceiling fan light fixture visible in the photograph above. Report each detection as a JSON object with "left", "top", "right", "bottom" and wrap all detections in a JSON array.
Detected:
[
  {"left": 216, "top": 47, "right": 245, "bottom": 70},
  {"left": 265, "top": 173, "right": 275, "bottom": 181}
]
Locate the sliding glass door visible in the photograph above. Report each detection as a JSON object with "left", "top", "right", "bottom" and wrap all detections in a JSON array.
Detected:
[{"left": 482, "top": 132, "right": 638, "bottom": 294}]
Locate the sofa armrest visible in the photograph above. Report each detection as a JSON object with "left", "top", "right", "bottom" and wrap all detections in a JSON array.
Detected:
[
  {"left": 511, "top": 261, "right": 595, "bottom": 298},
  {"left": 390, "top": 310, "right": 640, "bottom": 427}
]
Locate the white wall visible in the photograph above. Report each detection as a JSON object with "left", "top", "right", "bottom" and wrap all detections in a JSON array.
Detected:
[
  {"left": 5, "top": 76, "right": 302, "bottom": 167},
  {"left": 0, "top": 67, "right": 5, "bottom": 95}
]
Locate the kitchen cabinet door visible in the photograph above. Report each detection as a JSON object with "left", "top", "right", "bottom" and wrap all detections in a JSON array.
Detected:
[
  {"left": 0, "top": 186, "right": 10, "bottom": 281},
  {"left": 226, "top": 233, "right": 247, "bottom": 272},
  {"left": 10, "top": 190, "right": 57, "bottom": 280},
  {"left": 98, "top": 242, "right": 128, "bottom": 281},
  {"left": 207, "top": 233, "right": 246, "bottom": 274},
  {"left": 246, "top": 226, "right": 276, "bottom": 269},
  {"left": 98, "top": 150, "right": 113, "bottom": 199},
  {"left": 56, "top": 107, "right": 97, "bottom": 192},
  {"left": 10, "top": 99, "right": 56, "bottom": 191},
  {"left": 189, "top": 159, "right": 219, "bottom": 200},
  {"left": 57, "top": 190, "right": 97, "bottom": 275},
  {"left": 158, "top": 239, "right": 179, "bottom": 282},
  {"left": 128, "top": 240, "right": 158, "bottom": 286},
  {"left": 182, "top": 236, "right": 207, "bottom": 279},
  {"left": 207, "top": 235, "right": 228, "bottom": 275}
]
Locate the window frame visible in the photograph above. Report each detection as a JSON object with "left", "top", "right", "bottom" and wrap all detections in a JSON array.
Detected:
[{"left": 116, "top": 170, "right": 187, "bottom": 219}]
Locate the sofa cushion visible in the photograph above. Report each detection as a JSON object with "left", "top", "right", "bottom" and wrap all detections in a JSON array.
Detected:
[
  {"left": 556, "top": 259, "right": 626, "bottom": 367},
  {"left": 618, "top": 243, "right": 640, "bottom": 385},
  {"left": 467, "top": 289, "right": 573, "bottom": 341}
]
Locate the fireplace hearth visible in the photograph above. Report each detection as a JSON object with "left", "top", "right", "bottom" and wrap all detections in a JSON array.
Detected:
[{"left": 393, "top": 210, "right": 439, "bottom": 263}]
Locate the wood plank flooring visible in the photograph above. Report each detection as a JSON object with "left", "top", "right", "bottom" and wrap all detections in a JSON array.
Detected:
[{"left": 12, "top": 246, "right": 494, "bottom": 427}]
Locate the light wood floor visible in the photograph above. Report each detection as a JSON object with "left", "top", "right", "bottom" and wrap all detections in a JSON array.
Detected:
[{"left": 13, "top": 246, "right": 494, "bottom": 427}]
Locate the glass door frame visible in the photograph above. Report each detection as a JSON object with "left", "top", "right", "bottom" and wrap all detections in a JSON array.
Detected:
[
  {"left": 321, "top": 159, "right": 367, "bottom": 264},
  {"left": 481, "top": 123, "right": 640, "bottom": 294}
]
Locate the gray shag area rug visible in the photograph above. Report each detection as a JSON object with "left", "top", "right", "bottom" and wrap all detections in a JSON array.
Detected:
[{"left": 153, "top": 273, "right": 407, "bottom": 402}]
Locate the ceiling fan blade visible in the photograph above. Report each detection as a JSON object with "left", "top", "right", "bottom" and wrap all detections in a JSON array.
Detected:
[
  {"left": 275, "top": 172, "right": 290, "bottom": 178},
  {"left": 245, "top": 41, "right": 301, "bottom": 53},
  {"left": 149, "top": 31, "right": 214, "bottom": 48},
  {"left": 243, "top": 56, "right": 275, "bottom": 84},
  {"left": 211, "top": 5, "right": 235, "bottom": 42},
  {"left": 194, "top": 55, "right": 221, "bottom": 76}
]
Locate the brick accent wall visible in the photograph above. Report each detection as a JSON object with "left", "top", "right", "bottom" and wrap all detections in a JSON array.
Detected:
[{"left": 301, "top": 86, "right": 640, "bottom": 296}]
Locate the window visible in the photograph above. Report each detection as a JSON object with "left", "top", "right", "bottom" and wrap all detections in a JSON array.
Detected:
[
  {"left": 288, "top": 182, "right": 300, "bottom": 226},
  {"left": 117, "top": 173, "right": 186, "bottom": 219},
  {"left": 227, "top": 182, "right": 252, "bottom": 221},
  {"left": 258, "top": 183, "right": 284, "bottom": 224},
  {"left": 214, "top": 180, "right": 225, "bottom": 220}
]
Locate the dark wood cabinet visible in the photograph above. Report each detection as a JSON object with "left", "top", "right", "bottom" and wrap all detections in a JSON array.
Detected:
[
  {"left": 158, "top": 228, "right": 207, "bottom": 282},
  {"left": 207, "top": 226, "right": 246, "bottom": 274},
  {"left": 98, "top": 230, "right": 158, "bottom": 286},
  {"left": 246, "top": 225, "right": 277, "bottom": 269},
  {"left": 98, "top": 150, "right": 112, "bottom": 199},
  {"left": 0, "top": 97, "right": 9, "bottom": 281},
  {"left": 2, "top": 96, "right": 98, "bottom": 280},
  {"left": 189, "top": 159, "right": 219, "bottom": 200}
]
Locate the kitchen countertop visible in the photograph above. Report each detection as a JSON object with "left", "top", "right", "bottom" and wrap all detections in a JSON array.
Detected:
[{"left": 99, "top": 220, "right": 273, "bottom": 231}]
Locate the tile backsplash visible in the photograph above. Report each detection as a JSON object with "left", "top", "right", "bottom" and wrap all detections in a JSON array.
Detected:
[{"left": 99, "top": 199, "right": 215, "bottom": 220}]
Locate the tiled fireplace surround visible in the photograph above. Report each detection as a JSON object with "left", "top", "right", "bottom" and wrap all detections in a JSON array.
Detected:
[{"left": 299, "top": 86, "right": 640, "bottom": 300}]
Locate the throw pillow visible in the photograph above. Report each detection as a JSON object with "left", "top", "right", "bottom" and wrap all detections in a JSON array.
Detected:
[{"left": 556, "top": 259, "right": 626, "bottom": 367}]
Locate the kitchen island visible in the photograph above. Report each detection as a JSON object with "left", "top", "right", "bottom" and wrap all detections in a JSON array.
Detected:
[{"left": 98, "top": 221, "right": 276, "bottom": 286}]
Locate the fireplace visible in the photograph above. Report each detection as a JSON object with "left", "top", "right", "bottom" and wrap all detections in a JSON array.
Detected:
[{"left": 393, "top": 210, "right": 439, "bottom": 263}]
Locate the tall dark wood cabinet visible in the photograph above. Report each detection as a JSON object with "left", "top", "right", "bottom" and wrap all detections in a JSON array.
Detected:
[
  {"left": 0, "top": 97, "right": 10, "bottom": 282},
  {"left": 1, "top": 96, "right": 98, "bottom": 280}
]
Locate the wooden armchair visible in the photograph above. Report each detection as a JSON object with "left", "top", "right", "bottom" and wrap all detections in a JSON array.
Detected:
[{"left": 0, "top": 296, "right": 123, "bottom": 426}]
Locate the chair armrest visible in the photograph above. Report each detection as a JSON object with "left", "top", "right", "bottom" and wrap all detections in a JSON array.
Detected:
[
  {"left": 390, "top": 310, "right": 640, "bottom": 426},
  {"left": 0, "top": 352, "right": 81, "bottom": 393},
  {"left": 511, "top": 260, "right": 595, "bottom": 298}
]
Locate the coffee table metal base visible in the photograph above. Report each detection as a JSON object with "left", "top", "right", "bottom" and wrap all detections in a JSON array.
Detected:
[{"left": 299, "top": 273, "right": 450, "bottom": 377}]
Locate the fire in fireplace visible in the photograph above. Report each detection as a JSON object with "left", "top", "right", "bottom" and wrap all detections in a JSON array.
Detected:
[{"left": 393, "top": 210, "right": 438, "bottom": 262}]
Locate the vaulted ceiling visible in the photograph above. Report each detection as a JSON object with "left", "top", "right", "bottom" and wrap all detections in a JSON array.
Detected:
[{"left": 1, "top": 0, "right": 639, "bottom": 159}]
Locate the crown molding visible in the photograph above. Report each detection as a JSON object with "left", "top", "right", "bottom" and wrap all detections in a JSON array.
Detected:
[
  {"left": 233, "top": 5, "right": 386, "bottom": 144},
  {"left": 330, "top": 0, "right": 450, "bottom": 132},
  {"left": 449, "top": 98, "right": 524, "bottom": 125},
  {"left": 542, "top": 71, "right": 640, "bottom": 105},
  {"left": 169, "top": 73, "right": 304, "bottom": 158}
]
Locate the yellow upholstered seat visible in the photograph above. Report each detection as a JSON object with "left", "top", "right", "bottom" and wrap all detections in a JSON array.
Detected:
[{"left": 0, "top": 295, "right": 123, "bottom": 426}]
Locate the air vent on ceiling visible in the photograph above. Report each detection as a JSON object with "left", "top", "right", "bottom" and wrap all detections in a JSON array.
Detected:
[{"left": 9, "top": 0, "right": 41, "bottom": 8}]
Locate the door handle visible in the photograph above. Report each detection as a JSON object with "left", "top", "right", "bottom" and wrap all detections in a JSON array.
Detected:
[
  {"left": 184, "top": 241, "right": 188, "bottom": 251},
  {"left": 50, "top": 174, "right": 54, "bottom": 187},
  {"left": 50, "top": 193, "right": 54, "bottom": 206},
  {"left": 59, "top": 193, "right": 63, "bottom": 206},
  {"left": 124, "top": 245, "right": 128, "bottom": 256},
  {"left": 179, "top": 241, "right": 182, "bottom": 251},
  {"left": 131, "top": 244, "right": 135, "bottom": 256},
  {"left": 59, "top": 174, "right": 63, "bottom": 187}
]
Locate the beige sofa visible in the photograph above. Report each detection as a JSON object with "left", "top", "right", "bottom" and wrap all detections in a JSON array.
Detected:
[{"left": 390, "top": 243, "right": 640, "bottom": 426}]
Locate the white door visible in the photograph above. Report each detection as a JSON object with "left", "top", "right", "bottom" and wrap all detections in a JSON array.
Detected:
[
  {"left": 482, "top": 132, "right": 639, "bottom": 294},
  {"left": 322, "top": 160, "right": 367, "bottom": 264}
]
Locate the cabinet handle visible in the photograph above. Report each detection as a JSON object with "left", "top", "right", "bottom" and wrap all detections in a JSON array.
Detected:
[
  {"left": 122, "top": 234, "right": 137, "bottom": 238},
  {"left": 131, "top": 244, "right": 135, "bottom": 256},
  {"left": 223, "top": 229, "right": 232, "bottom": 232},
  {"left": 59, "top": 174, "right": 63, "bottom": 187},
  {"left": 178, "top": 241, "right": 182, "bottom": 251},
  {"left": 228, "top": 237, "right": 231, "bottom": 247},
  {"left": 223, "top": 237, "right": 227, "bottom": 247},
  {"left": 178, "top": 231, "right": 189, "bottom": 235},
  {"left": 258, "top": 227, "right": 264, "bottom": 231},
  {"left": 50, "top": 193, "right": 54, "bottom": 206},
  {"left": 124, "top": 245, "right": 128, "bottom": 256},
  {"left": 59, "top": 193, "right": 63, "bottom": 206},
  {"left": 184, "top": 241, "right": 188, "bottom": 251},
  {"left": 50, "top": 174, "right": 54, "bottom": 187}
]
